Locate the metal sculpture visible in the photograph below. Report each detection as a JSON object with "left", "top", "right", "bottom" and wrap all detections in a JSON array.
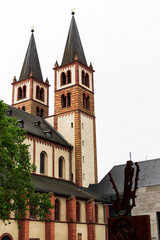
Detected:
[{"left": 109, "top": 160, "right": 140, "bottom": 216}]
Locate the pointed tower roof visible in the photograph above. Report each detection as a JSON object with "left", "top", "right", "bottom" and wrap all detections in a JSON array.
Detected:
[
  {"left": 19, "top": 30, "right": 43, "bottom": 81},
  {"left": 61, "top": 12, "right": 87, "bottom": 66}
]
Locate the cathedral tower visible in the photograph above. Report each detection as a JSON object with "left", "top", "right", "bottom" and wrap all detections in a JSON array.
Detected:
[
  {"left": 54, "top": 12, "right": 98, "bottom": 187},
  {"left": 12, "top": 30, "right": 50, "bottom": 118}
]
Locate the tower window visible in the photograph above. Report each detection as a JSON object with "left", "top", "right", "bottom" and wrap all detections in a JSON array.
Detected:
[
  {"left": 18, "top": 87, "right": 22, "bottom": 99},
  {"left": 40, "top": 109, "right": 44, "bottom": 118},
  {"left": 85, "top": 73, "right": 89, "bottom": 87},
  {"left": 86, "top": 96, "right": 90, "bottom": 110},
  {"left": 17, "top": 85, "right": 27, "bottom": 100},
  {"left": 67, "top": 92, "right": 71, "bottom": 107},
  {"left": 83, "top": 94, "right": 90, "bottom": 110},
  {"left": 76, "top": 201, "right": 80, "bottom": 222},
  {"left": 36, "top": 107, "right": 39, "bottom": 116},
  {"left": 83, "top": 94, "right": 86, "bottom": 108},
  {"left": 61, "top": 72, "right": 66, "bottom": 85},
  {"left": 40, "top": 88, "right": 44, "bottom": 101},
  {"left": 36, "top": 86, "right": 44, "bottom": 101},
  {"left": 67, "top": 70, "right": 71, "bottom": 83},
  {"left": 22, "top": 106, "right": 25, "bottom": 111},
  {"left": 71, "top": 122, "right": 73, "bottom": 128},
  {"left": 40, "top": 152, "right": 45, "bottom": 174},
  {"left": 36, "top": 86, "right": 40, "bottom": 99},
  {"left": 82, "top": 71, "right": 89, "bottom": 87},
  {"left": 23, "top": 85, "right": 26, "bottom": 98},
  {"left": 61, "top": 94, "right": 66, "bottom": 108},
  {"left": 61, "top": 71, "right": 72, "bottom": 85},
  {"left": 55, "top": 198, "right": 60, "bottom": 221},
  {"left": 82, "top": 71, "right": 85, "bottom": 85}
]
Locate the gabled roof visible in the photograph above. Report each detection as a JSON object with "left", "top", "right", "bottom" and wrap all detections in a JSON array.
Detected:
[
  {"left": 32, "top": 174, "right": 105, "bottom": 202},
  {"left": 61, "top": 12, "right": 87, "bottom": 66},
  {"left": 19, "top": 30, "right": 43, "bottom": 82},
  {"left": 89, "top": 158, "right": 160, "bottom": 200},
  {"left": 6, "top": 105, "right": 72, "bottom": 148}
]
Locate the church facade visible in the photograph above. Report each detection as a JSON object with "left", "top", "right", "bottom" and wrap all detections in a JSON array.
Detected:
[{"left": 0, "top": 12, "right": 109, "bottom": 240}]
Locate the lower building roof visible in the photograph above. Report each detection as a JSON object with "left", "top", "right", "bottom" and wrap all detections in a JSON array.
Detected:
[
  {"left": 89, "top": 158, "right": 160, "bottom": 200},
  {"left": 32, "top": 174, "right": 105, "bottom": 202}
]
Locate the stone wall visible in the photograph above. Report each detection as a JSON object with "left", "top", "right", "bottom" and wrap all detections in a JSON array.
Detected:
[{"left": 132, "top": 185, "right": 160, "bottom": 239}]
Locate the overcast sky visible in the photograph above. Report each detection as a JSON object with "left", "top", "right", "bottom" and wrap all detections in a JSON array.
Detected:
[{"left": 1, "top": 0, "right": 160, "bottom": 181}]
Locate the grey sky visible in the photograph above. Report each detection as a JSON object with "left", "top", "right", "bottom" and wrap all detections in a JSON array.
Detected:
[{"left": 1, "top": 0, "right": 160, "bottom": 181}]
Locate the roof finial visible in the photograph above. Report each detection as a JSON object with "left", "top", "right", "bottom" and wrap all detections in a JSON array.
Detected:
[
  {"left": 31, "top": 25, "right": 35, "bottom": 33},
  {"left": 71, "top": 7, "right": 75, "bottom": 15},
  {"left": 129, "top": 152, "right": 132, "bottom": 161}
]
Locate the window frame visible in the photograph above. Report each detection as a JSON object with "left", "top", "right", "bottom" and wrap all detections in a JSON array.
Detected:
[
  {"left": 36, "top": 86, "right": 40, "bottom": 99},
  {"left": 76, "top": 201, "right": 81, "bottom": 222},
  {"left": 67, "top": 70, "right": 71, "bottom": 84},
  {"left": 18, "top": 87, "right": 22, "bottom": 100},
  {"left": 58, "top": 157, "right": 64, "bottom": 178},
  {"left": 95, "top": 204, "right": 98, "bottom": 223},
  {"left": 55, "top": 198, "right": 60, "bottom": 221},
  {"left": 61, "top": 94, "right": 66, "bottom": 108},
  {"left": 40, "top": 152, "right": 45, "bottom": 174},
  {"left": 82, "top": 71, "right": 90, "bottom": 88},
  {"left": 61, "top": 72, "right": 66, "bottom": 86},
  {"left": 67, "top": 92, "right": 71, "bottom": 107}
]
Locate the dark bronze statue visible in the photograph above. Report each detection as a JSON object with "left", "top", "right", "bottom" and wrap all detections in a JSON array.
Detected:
[{"left": 109, "top": 160, "right": 140, "bottom": 216}]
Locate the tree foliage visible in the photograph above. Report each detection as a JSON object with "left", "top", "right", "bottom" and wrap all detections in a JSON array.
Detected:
[{"left": 0, "top": 101, "right": 53, "bottom": 225}]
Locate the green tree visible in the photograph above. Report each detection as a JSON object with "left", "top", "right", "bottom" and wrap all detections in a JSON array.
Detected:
[{"left": 0, "top": 100, "right": 53, "bottom": 225}]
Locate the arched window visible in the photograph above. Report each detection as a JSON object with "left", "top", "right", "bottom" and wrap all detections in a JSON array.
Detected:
[
  {"left": 76, "top": 201, "right": 80, "bottom": 222},
  {"left": 95, "top": 204, "right": 98, "bottom": 223},
  {"left": 36, "top": 86, "right": 40, "bottom": 99},
  {"left": 58, "top": 157, "right": 64, "bottom": 178},
  {"left": 40, "top": 88, "right": 44, "bottom": 101},
  {"left": 83, "top": 94, "right": 86, "bottom": 108},
  {"left": 36, "top": 107, "right": 39, "bottom": 116},
  {"left": 40, "top": 109, "right": 44, "bottom": 118},
  {"left": 1, "top": 236, "right": 12, "bottom": 240},
  {"left": 23, "top": 85, "right": 26, "bottom": 98},
  {"left": 30, "top": 205, "right": 36, "bottom": 219},
  {"left": 40, "top": 152, "right": 45, "bottom": 174},
  {"left": 18, "top": 87, "right": 22, "bottom": 99},
  {"left": 55, "top": 198, "right": 60, "bottom": 221},
  {"left": 82, "top": 71, "right": 85, "bottom": 84},
  {"left": 67, "top": 93, "right": 71, "bottom": 107},
  {"left": 22, "top": 106, "right": 25, "bottom": 111},
  {"left": 86, "top": 96, "right": 90, "bottom": 110},
  {"left": 85, "top": 73, "right": 89, "bottom": 87},
  {"left": 67, "top": 70, "right": 71, "bottom": 83},
  {"left": 61, "top": 94, "right": 66, "bottom": 108},
  {"left": 61, "top": 72, "right": 66, "bottom": 85}
]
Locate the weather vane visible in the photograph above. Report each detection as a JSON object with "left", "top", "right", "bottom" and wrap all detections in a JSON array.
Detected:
[
  {"left": 71, "top": 7, "right": 75, "bottom": 15},
  {"left": 31, "top": 25, "right": 35, "bottom": 32}
]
